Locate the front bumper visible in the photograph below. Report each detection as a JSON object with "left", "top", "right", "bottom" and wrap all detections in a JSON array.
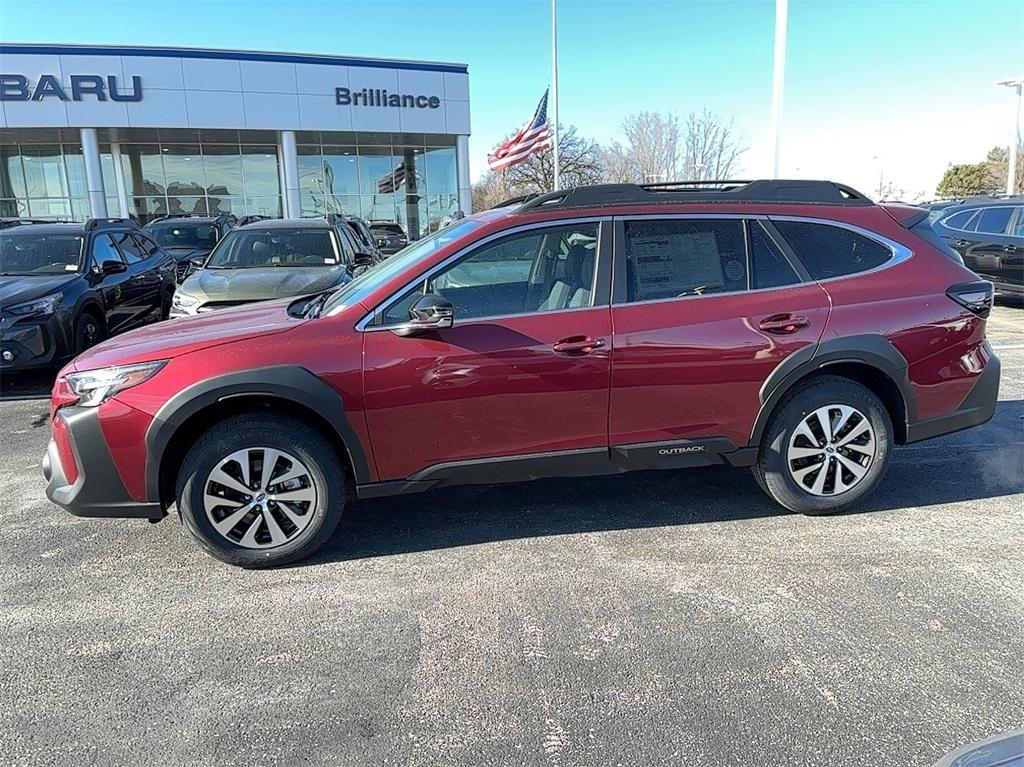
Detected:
[
  {"left": 0, "top": 314, "right": 66, "bottom": 372},
  {"left": 42, "top": 405, "right": 163, "bottom": 519},
  {"left": 905, "top": 351, "right": 1001, "bottom": 443}
]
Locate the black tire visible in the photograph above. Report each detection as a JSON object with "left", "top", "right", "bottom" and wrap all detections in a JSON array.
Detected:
[
  {"left": 161, "top": 289, "right": 173, "bottom": 320},
  {"left": 753, "top": 375, "right": 893, "bottom": 515},
  {"left": 176, "top": 415, "right": 346, "bottom": 568},
  {"left": 73, "top": 311, "right": 105, "bottom": 354}
]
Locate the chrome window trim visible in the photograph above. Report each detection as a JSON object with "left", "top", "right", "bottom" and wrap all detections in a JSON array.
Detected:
[
  {"left": 940, "top": 204, "right": 1018, "bottom": 235},
  {"left": 609, "top": 213, "right": 911, "bottom": 307},
  {"left": 359, "top": 303, "right": 603, "bottom": 333},
  {"left": 355, "top": 217, "right": 608, "bottom": 331}
]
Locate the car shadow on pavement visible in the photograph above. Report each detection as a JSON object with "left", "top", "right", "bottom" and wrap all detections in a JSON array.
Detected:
[
  {"left": 306, "top": 400, "right": 1024, "bottom": 566},
  {"left": 0, "top": 369, "right": 55, "bottom": 401}
]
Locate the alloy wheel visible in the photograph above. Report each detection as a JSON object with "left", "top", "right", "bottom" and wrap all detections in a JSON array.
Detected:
[
  {"left": 787, "top": 404, "right": 876, "bottom": 496},
  {"left": 203, "top": 447, "right": 317, "bottom": 549}
]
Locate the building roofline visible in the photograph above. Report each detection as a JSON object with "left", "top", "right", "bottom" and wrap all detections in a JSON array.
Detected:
[{"left": 0, "top": 42, "right": 469, "bottom": 74}]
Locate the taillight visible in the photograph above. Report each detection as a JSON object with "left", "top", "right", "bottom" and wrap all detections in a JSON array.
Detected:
[{"left": 946, "top": 281, "right": 994, "bottom": 318}]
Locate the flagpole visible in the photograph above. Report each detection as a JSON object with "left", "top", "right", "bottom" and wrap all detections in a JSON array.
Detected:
[
  {"left": 768, "top": 0, "right": 788, "bottom": 178},
  {"left": 551, "top": 0, "right": 560, "bottom": 191}
]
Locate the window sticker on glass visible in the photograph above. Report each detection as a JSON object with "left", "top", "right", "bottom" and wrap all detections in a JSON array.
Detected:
[{"left": 631, "top": 231, "right": 724, "bottom": 297}]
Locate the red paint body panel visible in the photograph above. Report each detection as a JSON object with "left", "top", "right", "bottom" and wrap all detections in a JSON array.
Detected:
[
  {"left": 363, "top": 308, "right": 612, "bottom": 480},
  {"left": 47, "top": 194, "right": 999, "bottom": 512},
  {"left": 609, "top": 283, "right": 830, "bottom": 447}
]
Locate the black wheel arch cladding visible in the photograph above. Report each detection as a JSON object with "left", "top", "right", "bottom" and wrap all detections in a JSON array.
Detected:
[
  {"left": 144, "top": 365, "right": 371, "bottom": 502},
  {"left": 750, "top": 334, "right": 916, "bottom": 446}
]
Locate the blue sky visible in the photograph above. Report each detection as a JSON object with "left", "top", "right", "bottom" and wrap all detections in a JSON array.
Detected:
[{"left": 3, "top": 0, "right": 1022, "bottom": 197}]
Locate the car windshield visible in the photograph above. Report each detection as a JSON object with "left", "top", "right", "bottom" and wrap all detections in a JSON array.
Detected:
[
  {"left": 148, "top": 222, "right": 218, "bottom": 249},
  {"left": 0, "top": 233, "right": 84, "bottom": 275},
  {"left": 371, "top": 224, "right": 405, "bottom": 237},
  {"left": 321, "top": 219, "right": 482, "bottom": 315},
  {"left": 206, "top": 227, "right": 339, "bottom": 269}
]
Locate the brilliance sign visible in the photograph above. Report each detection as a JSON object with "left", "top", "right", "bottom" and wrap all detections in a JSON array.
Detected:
[{"left": 0, "top": 74, "right": 143, "bottom": 102}]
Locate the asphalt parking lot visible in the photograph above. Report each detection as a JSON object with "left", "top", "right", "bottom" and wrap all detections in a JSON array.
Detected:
[{"left": 0, "top": 305, "right": 1021, "bottom": 767}]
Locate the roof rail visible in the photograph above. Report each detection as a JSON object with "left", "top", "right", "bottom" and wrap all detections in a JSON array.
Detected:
[
  {"left": 236, "top": 214, "right": 274, "bottom": 226},
  {"left": 490, "top": 193, "right": 539, "bottom": 210},
  {"left": 514, "top": 180, "right": 873, "bottom": 214},
  {"left": 84, "top": 217, "right": 138, "bottom": 232},
  {"left": 0, "top": 217, "right": 73, "bottom": 228}
]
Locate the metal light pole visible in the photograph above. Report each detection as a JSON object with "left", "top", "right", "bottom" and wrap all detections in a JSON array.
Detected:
[
  {"left": 768, "top": 0, "right": 788, "bottom": 178},
  {"left": 551, "top": 0, "right": 560, "bottom": 191},
  {"left": 998, "top": 78, "right": 1023, "bottom": 195}
]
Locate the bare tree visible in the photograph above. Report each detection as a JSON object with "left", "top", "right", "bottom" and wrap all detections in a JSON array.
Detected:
[
  {"left": 502, "top": 124, "right": 603, "bottom": 193},
  {"left": 682, "top": 109, "right": 745, "bottom": 181},
  {"left": 603, "top": 109, "right": 746, "bottom": 185},
  {"left": 471, "top": 171, "right": 512, "bottom": 212},
  {"left": 599, "top": 140, "right": 642, "bottom": 184},
  {"left": 621, "top": 111, "right": 681, "bottom": 183}
]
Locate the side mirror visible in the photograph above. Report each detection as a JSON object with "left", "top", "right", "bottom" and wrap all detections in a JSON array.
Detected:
[
  {"left": 393, "top": 293, "right": 454, "bottom": 337},
  {"left": 353, "top": 251, "right": 375, "bottom": 268},
  {"left": 100, "top": 259, "right": 127, "bottom": 275}
]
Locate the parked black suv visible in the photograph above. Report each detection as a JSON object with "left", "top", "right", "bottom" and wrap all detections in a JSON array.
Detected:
[
  {"left": 144, "top": 214, "right": 237, "bottom": 281},
  {"left": 931, "top": 197, "right": 1023, "bottom": 298},
  {"left": 369, "top": 220, "right": 409, "bottom": 255},
  {"left": 0, "top": 218, "right": 176, "bottom": 371},
  {"left": 338, "top": 215, "right": 382, "bottom": 260}
]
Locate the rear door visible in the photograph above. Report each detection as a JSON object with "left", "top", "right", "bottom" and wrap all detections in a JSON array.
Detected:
[
  {"left": 111, "top": 230, "right": 162, "bottom": 326},
  {"left": 361, "top": 219, "right": 613, "bottom": 481},
  {"left": 608, "top": 215, "right": 831, "bottom": 458},
  {"left": 89, "top": 233, "right": 134, "bottom": 333}
]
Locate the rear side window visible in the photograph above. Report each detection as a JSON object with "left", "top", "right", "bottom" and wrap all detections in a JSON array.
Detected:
[
  {"left": 1013, "top": 207, "right": 1024, "bottom": 237},
  {"left": 773, "top": 221, "right": 892, "bottom": 281},
  {"left": 623, "top": 219, "right": 746, "bottom": 301},
  {"left": 942, "top": 210, "right": 976, "bottom": 230},
  {"left": 749, "top": 222, "right": 801, "bottom": 289},
  {"left": 974, "top": 206, "right": 1013, "bottom": 235},
  {"left": 133, "top": 233, "right": 161, "bottom": 259},
  {"left": 112, "top": 231, "right": 145, "bottom": 264}
]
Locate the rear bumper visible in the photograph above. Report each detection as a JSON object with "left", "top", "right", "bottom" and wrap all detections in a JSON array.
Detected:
[
  {"left": 905, "top": 352, "right": 1001, "bottom": 443},
  {"left": 43, "top": 406, "right": 163, "bottom": 519}
]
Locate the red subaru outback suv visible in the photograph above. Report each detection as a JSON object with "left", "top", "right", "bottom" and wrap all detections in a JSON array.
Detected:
[{"left": 43, "top": 181, "right": 1000, "bottom": 567}]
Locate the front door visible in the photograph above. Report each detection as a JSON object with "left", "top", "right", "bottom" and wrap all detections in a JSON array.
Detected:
[
  {"left": 608, "top": 216, "right": 831, "bottom": 454},
  {"left": 362, "top": 220, "right": 612, "bottom": 482}
]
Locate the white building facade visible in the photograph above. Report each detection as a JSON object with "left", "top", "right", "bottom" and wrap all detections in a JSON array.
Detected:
[{"left": 0, "top": 44, "right": 471, "bottom": 239}]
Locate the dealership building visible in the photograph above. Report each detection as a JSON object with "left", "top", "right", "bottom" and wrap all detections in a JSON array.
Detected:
[{"left": 0, "top": 43, "right": 471, "bottom": 239}]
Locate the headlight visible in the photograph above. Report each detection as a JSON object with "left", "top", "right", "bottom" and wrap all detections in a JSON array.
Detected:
[
  {"left": 6, "top": 293, "right": 62, "bottom": 317},
  {"left": 172, "top": 291, "right": 200, "bottom": 309},
  {"left": 64, "top": 360, "right": 167, "bottom": 407}
]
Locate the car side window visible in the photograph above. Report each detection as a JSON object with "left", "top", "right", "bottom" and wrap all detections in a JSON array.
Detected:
[
  {"left": 772, "top": 220, "right": 892, "bottom": 281},
  {"left": 380, "top": 222, "right": 600, "bottom": 324},
  {"left": 749, "top": 222, "right": 801, "bottom": 289},
  {"left": 621, "top": 219, "right": 746, "bottom": 302},
  {"left": 132, "top": 233, "right": 161, "bottom": 259},
  {"left": 112, "top": 231, "right": 145, "bottom": 264},
  {"left": 1013, "top": 207, "right": 1024, "bottom": 238},
  {"left": 942, "top": 210, "right": 974, "bottom": 230},
  {"left": 335, "top": 229, "right": 355, "bottom": 260},
  {"left": 974, "top": 206, "right": 1014, "bottom": 235},
  {"left": 91, "top": 233, "right": 124, "bottom": 269}
]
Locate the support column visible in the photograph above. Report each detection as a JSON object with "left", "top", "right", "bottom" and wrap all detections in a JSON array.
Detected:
[
  {"left": 279, "top": 130, "right": 301, "bottom": 218},
  {"left": 79, "top": 127, "right": 108, "bottom": 219},
  {"left": 109, "top": 142, "right": 130, "bottom": 218},
  {"left": 455, "top": 135, "right": 472, "bottom": 214}
]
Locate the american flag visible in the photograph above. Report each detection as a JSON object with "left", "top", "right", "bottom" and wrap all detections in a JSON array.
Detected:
[
  {"left": 377, "top": 162, "right": 421, "bottom": 194},
  {"left": 487, "top": 89, "right": 552, "bottom": 171}
]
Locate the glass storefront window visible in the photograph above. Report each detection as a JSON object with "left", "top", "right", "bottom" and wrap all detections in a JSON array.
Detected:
[
  {"left": 241, "top": 146, "right": 279, "bottom": 196},
  {"left": 121, "top": 144, "right": 165, "bottom": 196},
  {"left": 1, "top": 130, "right": 455, "bottom": 229},
  {"left": 0, "top": 147, "right": 27, "bottom": 199},
  {"left": 202, "top": 145, "right": 243, "bottom": 196},
  {"left": 22, "top": 146, "right": 69, "bottom": 199},
  {"left": 357, "top": 146, "right": 399, "bottom": 198},
  {"left": 322, "top": 148, "right": 359, "bottom": 200},
  {"left": 161, "top": 144, "right": 205, "bottom": 197}
]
